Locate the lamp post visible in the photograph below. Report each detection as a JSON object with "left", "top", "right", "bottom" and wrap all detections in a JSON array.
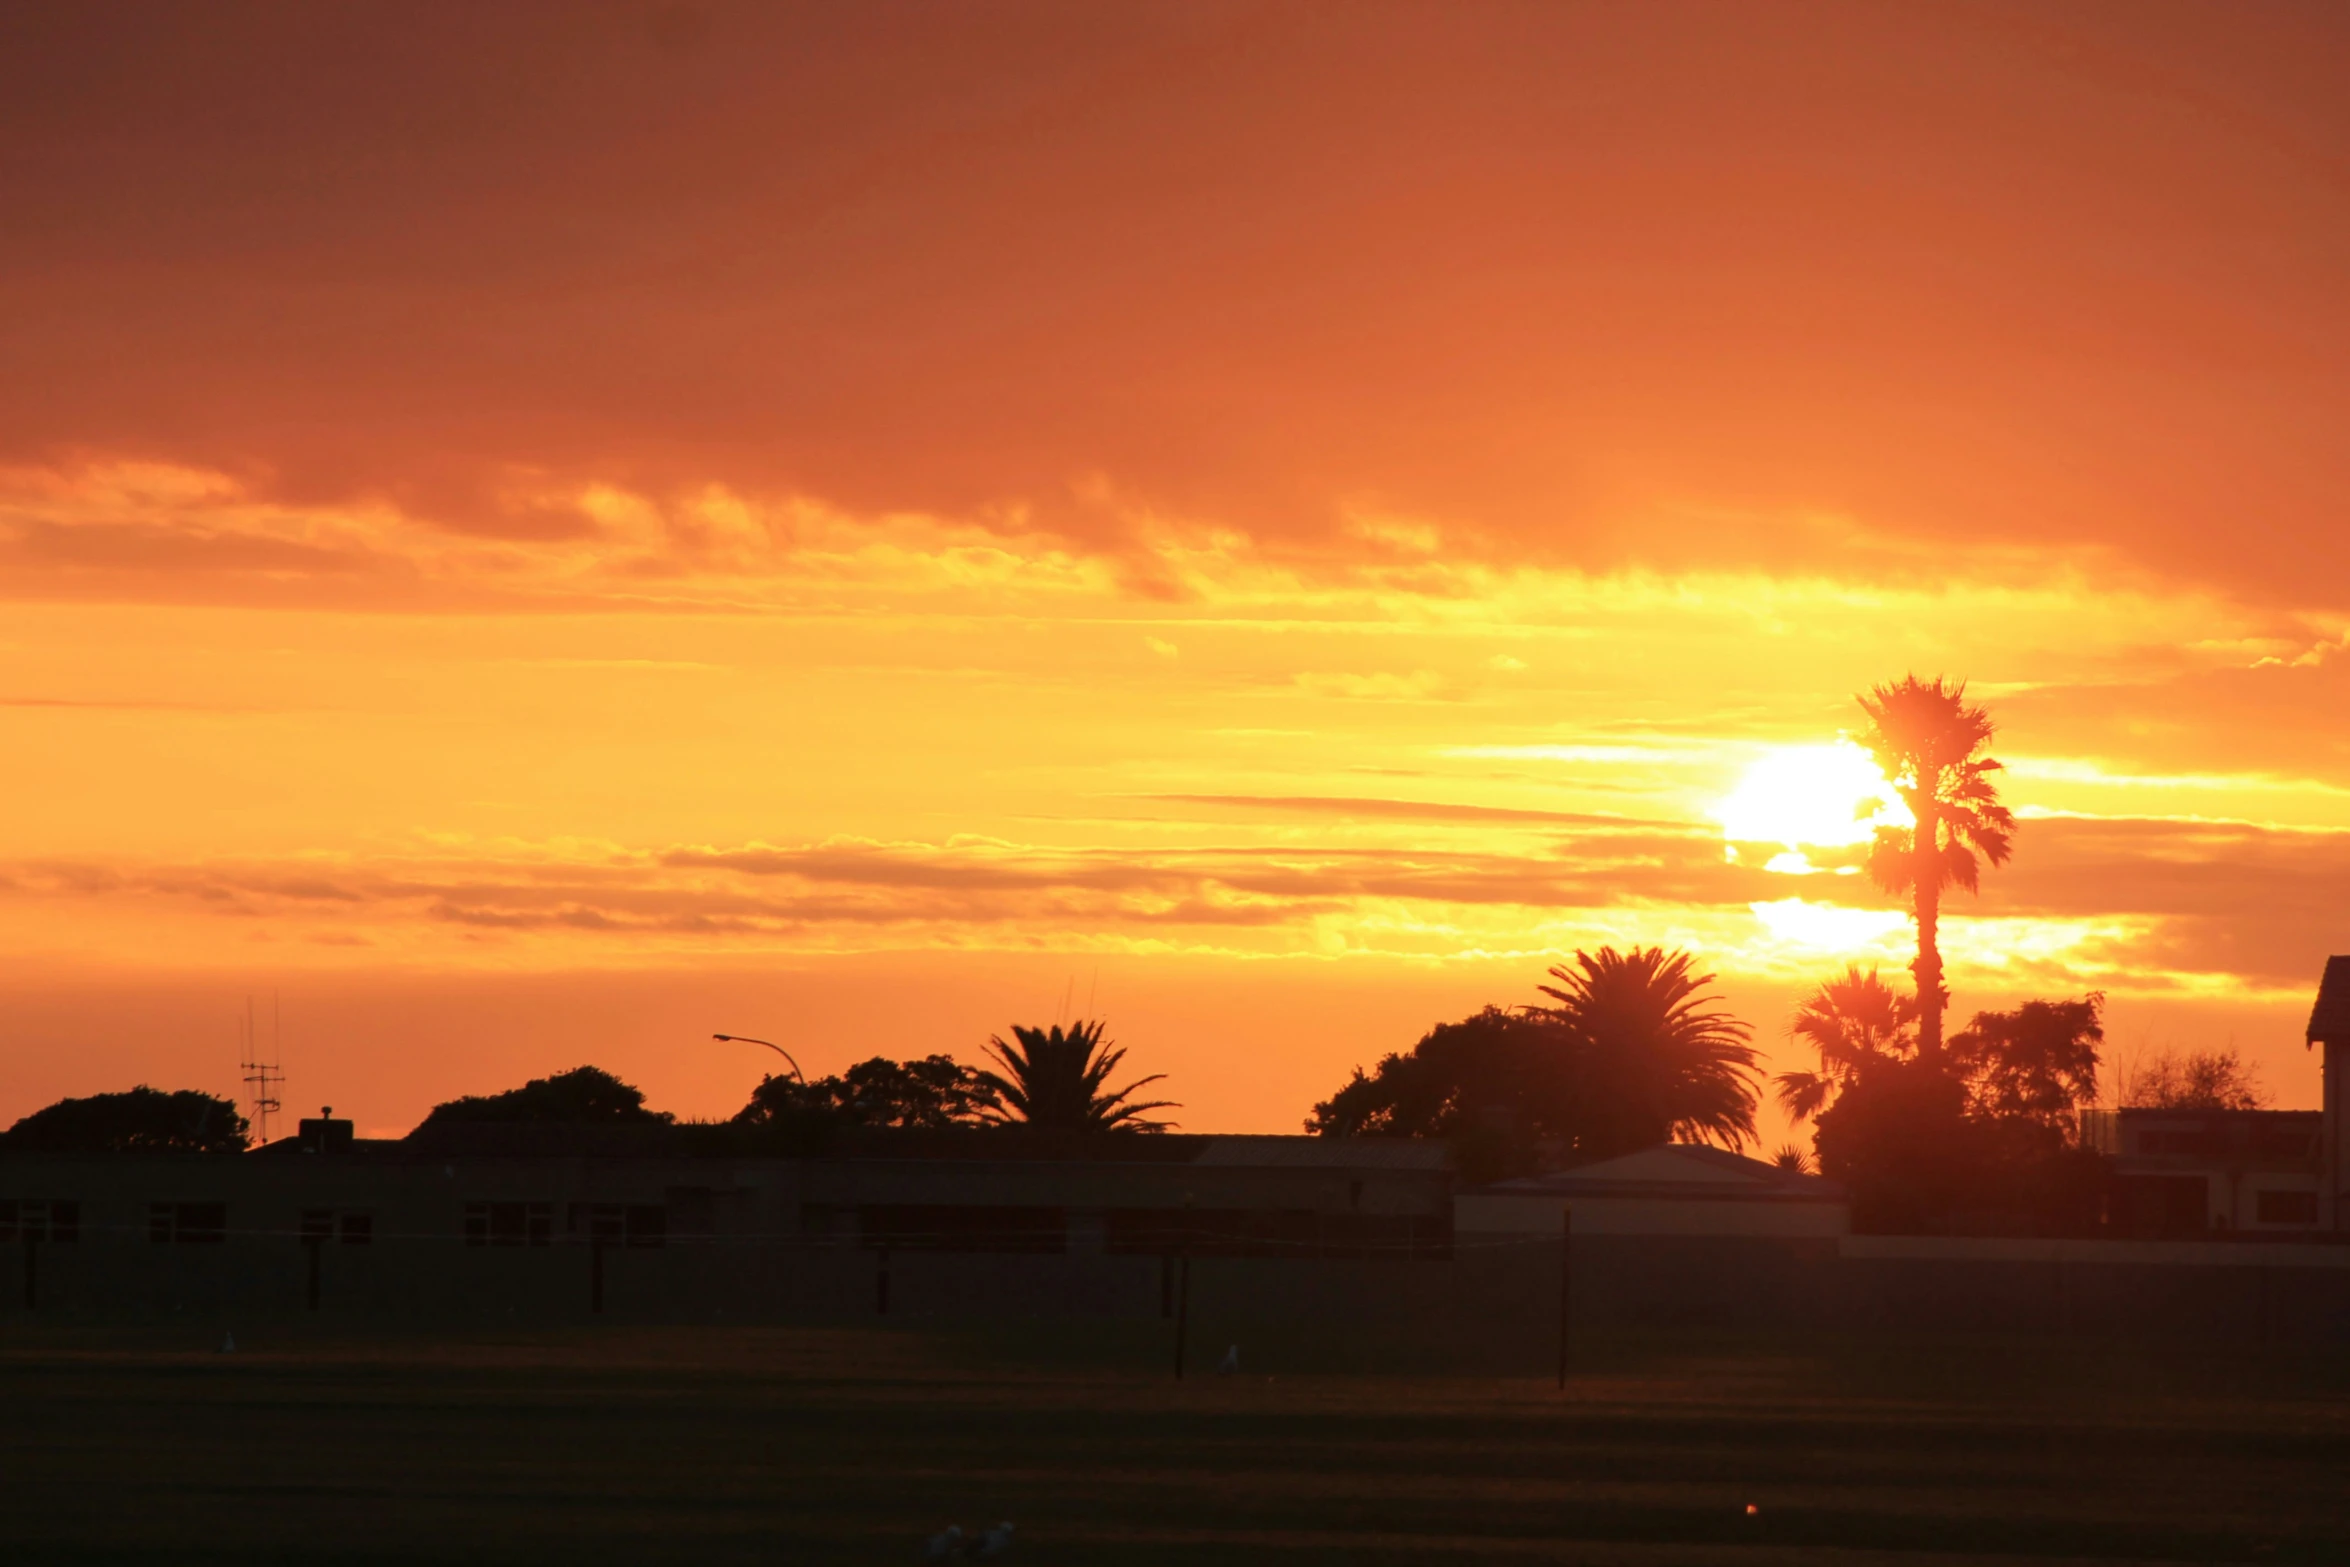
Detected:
[{"left": 713, "top": 1033, "right": 806, "bottom": 1083}]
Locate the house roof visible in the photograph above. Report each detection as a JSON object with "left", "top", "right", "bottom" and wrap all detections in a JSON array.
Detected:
[
  {"left": 1476, "top": 1142, "right": 1843, "bottom": 1201},
  {"left": 2308, "top": 956, "right": 2350, "bottom": 1046}
]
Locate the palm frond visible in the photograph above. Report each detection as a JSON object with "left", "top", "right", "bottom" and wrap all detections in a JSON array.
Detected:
[
  {"left": 974, "top": 1019, "right": 1178, "bottom": 1131},
  {"left": 1534, "top": 945, "right": 1761, "bottom": 1153},
  {"left": 1775, "top": 1071, "right": 1834, "bottom": 1124}
]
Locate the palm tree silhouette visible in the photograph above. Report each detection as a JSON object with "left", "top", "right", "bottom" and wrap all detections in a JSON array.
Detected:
[
  {"left": 1855, "top": 675, "right": 2016, "bottom": 1061},
  {"left": 1775, "top": 964, "right": 1917, "bottom": 1123},
  {"left": 1533, "top": 946, "right": 1761, "bottom": 1155},
  {"left": 975, "top": 1019, "right": 1177, "bottom": 1131}
]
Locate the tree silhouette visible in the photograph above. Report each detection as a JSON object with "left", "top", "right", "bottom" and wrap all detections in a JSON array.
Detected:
[
  {"left": 2118, "top": 1045, "right": 2268, "bottom": 1110},
  {"left": 975, "top": 1019, "right": 1176, "bottom": 1131},
  {"left": 1949, "top": 996, "right": 2102, "bottom": 1133},
  {"left": 1775, "top": 964, "right": 1917, "bottom": 1124},
  {"left": 1856, "top": 675, "right": 2017, "bottom": 1059},
  {"left": 1800, "top": 983, "right": 2108, "bottom": 1234},
  {"left": 416, "top": 1065, "right": 672, "bottom": 1128},
  {"left": 1305, "top": 1007, "right": 1553, "bottom": 1140},
  {"left": 735, "top": 1054, "right": 991, "bottom": 1132},
  {"left": 1532, "top": 946, "right": 1761, "bottom": 1155},
  {"left": 1303, "top": 1006, "right": 1575, "bottom": 1179},
  {"left": 2, "top": 1086, "right": 249, "bottom": 1154}
]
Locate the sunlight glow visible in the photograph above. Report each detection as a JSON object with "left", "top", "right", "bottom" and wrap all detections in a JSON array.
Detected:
[
  {"left": 1717, "top": 742, "right": 1908, "bottom": 858},
  {"left": 1748, "top": 898, "right": 1908, "bottom": 951}
]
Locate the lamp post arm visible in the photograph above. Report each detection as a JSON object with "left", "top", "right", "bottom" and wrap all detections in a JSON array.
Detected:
[{"left": 713, "top": 1033, "right": 806, "bottom": 1083}]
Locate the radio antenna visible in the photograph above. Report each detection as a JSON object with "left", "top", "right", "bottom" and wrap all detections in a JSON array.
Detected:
[{"left": 240, "top": 994, "right": 283, "bottom": 1148}]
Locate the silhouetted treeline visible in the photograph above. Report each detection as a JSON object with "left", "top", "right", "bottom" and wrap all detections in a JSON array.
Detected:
[{"left": 1306, "top": 947, "right": 1761, "bottom": 1182}]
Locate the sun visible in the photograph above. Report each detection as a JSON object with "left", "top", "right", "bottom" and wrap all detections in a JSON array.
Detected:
[{"left": 1716, "top": 742, "right": 1909, "bottom": 871}]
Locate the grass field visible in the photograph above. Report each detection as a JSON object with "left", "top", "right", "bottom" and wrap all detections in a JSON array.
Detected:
[{"left": 2, "top": 1321, "right": 2347, "bottom": 1564}]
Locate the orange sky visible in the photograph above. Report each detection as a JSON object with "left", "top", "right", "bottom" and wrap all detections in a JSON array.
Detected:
[{"left": 3, "top": 1, "right": 2347, "bottom": 1143}]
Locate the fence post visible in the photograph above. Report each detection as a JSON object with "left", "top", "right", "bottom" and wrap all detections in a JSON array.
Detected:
[
  {"left": 305, "top": 1235, "right": 323, "bottom": 1312},
  {"left": 591, "top": 1236, "right": 606, "bottom": 1314},
  {"left": 22, "top": 1234, "right": 36, "bottom": 1312},
  {"left": 1174, "top": 1254, "right": 1191, "bottom": 1380},
  {"left": 1556, "top": 1205, "right": 1573, "bottom": 1390}
]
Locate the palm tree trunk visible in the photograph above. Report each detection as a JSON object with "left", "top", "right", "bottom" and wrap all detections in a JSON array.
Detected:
[{"left": 1913, "top": 795, "right": 1943, "bottom": 1062}]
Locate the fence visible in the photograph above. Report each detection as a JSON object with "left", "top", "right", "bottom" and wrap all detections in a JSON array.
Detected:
[{"left": 10, "top": 1213, "right": 2350, "bottom": 1367}]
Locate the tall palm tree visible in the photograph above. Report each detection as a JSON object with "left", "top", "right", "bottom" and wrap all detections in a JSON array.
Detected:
[
  {"left": 1532, "top": 946, "right": 1761, "bottom": 1155},
  {"left": 975, "top": 1019, "right": 1177, "bottom": 1131},
  {"left": 1775, "top": 964, "right": 1916, "bottom": 1123},
  {"left": 1855, "top": 675, "right": 2017, "bottom": 1061}
]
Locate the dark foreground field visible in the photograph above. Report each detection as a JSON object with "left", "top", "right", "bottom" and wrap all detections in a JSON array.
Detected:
[{"left": 2, "top": 1321, "right": 2346, "bottom": 1565}]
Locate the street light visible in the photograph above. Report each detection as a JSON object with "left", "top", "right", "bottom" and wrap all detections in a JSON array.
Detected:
[{"left": 713, "top": 1033, "right": 805, "bottom": 1082}]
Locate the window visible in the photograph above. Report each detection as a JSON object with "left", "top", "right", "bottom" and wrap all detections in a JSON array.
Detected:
[
  {"left": 2256, "top": 1189, "right": 2319, "bottom": 1225},
  {"left": 568, "top": 1202, "right": 665, "bottom": 1248},
  {"left": 860, "top": 1204, "right": 1066, "bottom": 1254},
  {"left": 302, "top": 1209, "right": 374, "bottom": 1245},
  {"left": 2253, "top": 1126, "right": 2319, "bottom": 1164},
  {"left": 463, "top": 1201, "right": 552, "bottom": 1247},
  {"left": 149, "top": 1202, "right": 227, "bottom": 1244},
  {"left": 2140, "top": 1129, "right": 2211, "bottom": 1158},
  {"left": 1, "top": 1212, "right": 78, "bottom": 1240},
  {"left": 0, "top": 1200, "right": 78, "bottom": 1243}
]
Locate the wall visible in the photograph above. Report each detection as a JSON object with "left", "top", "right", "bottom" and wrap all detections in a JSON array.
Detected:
[{"left": 1455, "top": 1192, "right": 1848, "bottom": 1238}]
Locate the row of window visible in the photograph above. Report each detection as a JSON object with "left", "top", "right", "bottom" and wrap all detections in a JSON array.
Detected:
[
  {"left": 461, "top": 1201, "right": 666, "bottom": 1248},
  {"left": 832, "top": 1203, "right": 1454, "bottom": 1258},
  {"left": 2137, "top": 1127, "right": 2322, "bottom": 1163},
  {"left": 2, "top": 1199, "right": 666, "bottom": 1245}
]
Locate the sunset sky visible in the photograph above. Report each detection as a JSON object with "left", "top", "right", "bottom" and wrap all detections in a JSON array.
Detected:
[{"left": 4, "top": 1, "right": 2348, "bottom": 1143}]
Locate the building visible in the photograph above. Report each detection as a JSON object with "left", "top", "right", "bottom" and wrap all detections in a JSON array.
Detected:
[
  {"left": 2083, "top": 1108, "right": 2324, "bottom": 1237},
  {"left": 2313, "top": 954, "right": 2350, "bottom": 1232},
  {"left": 1455, "top": 1143, "right": 1849, "bottom": 1238},
  {"left": 0, "top": 1120, "right": 1456, "bottom": 1320},
  {"left": 2053, "top": 953, "right": 2347, "bottom": 1239}
]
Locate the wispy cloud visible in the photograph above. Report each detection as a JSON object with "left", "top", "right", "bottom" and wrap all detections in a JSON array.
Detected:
[
  {"left": 1141, "top": 794, "right": 1692, "bottom": 829},
  {"left": 1, "top": 814, "right": 2338, "bottom": 997}
]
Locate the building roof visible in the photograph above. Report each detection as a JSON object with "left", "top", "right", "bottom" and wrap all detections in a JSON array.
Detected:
[
  {"left": 1476, "top": 1142, "right": 1844, "bottom": 1201},
  {"left": 2308, "top": 955, "right": 2350, "bottom": 1046},
  {"left": 331, "top": 1121, "right": 1450, "bottom": 1171}
]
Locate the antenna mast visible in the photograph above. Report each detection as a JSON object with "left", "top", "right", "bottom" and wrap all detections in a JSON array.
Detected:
[{"left": 240, "top": 995, "right": 283, "bottom": 1147}]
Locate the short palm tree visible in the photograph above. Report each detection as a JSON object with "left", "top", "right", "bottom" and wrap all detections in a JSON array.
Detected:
[
  {"left": 1856, "top": 675, "right": 2017, "bottom": 1060},
  {"left": 1532, "top": 946, "right": 1761, "bottom": 1155},
  {"left": 975, "top": 1019, "right": 1176, "bottom": 1131},
  {"left": 1775, "top": 964, "right": 1916, "bottom": 1123}
]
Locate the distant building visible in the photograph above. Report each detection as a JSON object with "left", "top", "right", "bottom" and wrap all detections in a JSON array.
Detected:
[
  {"left": 1455, "top": 1144, "right": 1848, "bottom": 1238},
  {"left": 2063, "top": 953, "right": 2349, "bottom": 1239},
  {"left": 2081, "top": 1107, "right": 2323, "bottom": 1236}
]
